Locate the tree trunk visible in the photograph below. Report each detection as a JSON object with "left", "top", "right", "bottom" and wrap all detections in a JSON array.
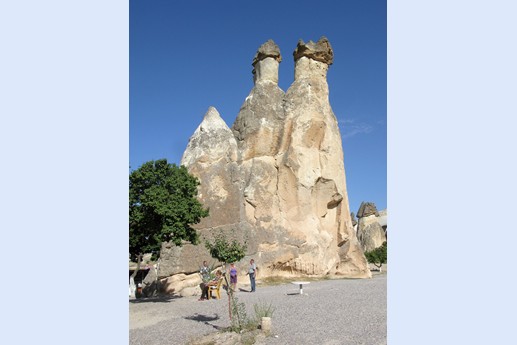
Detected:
[{"left": 222, "top": 263, "right": 233, "bottom": 321}]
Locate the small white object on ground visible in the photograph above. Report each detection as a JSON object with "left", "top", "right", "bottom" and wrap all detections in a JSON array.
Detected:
[{"left": 291, "top": 281, "right": 310, "bottom": 294}]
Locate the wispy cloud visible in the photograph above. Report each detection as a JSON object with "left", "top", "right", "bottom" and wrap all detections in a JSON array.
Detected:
[{"left": 339, "top": 119, "right": 373, "bottom": 138}]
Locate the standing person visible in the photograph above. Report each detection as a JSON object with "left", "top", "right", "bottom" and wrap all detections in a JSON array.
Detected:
[
  {"left": 229, "top": 263, "right": 238, "bottom": 292},
  {"left": 247, "top": 259, "right": 257, "bottom": 292},
  {"left": 198, "top": 260, "right": 210, "bottom": 301}
]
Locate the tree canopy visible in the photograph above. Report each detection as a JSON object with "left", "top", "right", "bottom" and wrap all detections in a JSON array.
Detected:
[
  {"left": 129, "top": 159, "right": 209, "bottom": 262},
  {"left": 205, "top": 231, "right": 247, "bottom": 266},
  {"left": 364, "top": 241, "right": 387, "bottom": 270}
]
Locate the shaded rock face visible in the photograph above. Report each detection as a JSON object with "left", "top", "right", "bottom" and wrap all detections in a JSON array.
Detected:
[
  {"left": 356, "top": 202, "right": 387, "bottom": 252},
  {"left": 168, "top": 38, "right": 371, "bottom": 295}
]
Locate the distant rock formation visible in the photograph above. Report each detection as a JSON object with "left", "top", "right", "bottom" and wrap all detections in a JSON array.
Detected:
[
  {"left": 356, "top": 202, "right": 387, "bottom": 252},
  {"left": 351, "top": 212, "right": 358, "bottom": 227},
  {"left": 159, "top": 38, "right": 372, "bottom": 296},
  {"left": 378, "top": 209, "right": 387, "bottom": 238},
  {"left": 357, "top": 202, "right": 380, "bottom": 218}
]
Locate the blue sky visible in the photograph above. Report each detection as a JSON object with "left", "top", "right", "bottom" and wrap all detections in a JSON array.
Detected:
[{"left": 130, "top": 0, "right": 386, "bottom": 213}]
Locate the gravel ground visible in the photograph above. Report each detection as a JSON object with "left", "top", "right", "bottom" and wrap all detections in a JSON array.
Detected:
[{"left": 129, "top": 273, "right": 386, "bottom": 345}]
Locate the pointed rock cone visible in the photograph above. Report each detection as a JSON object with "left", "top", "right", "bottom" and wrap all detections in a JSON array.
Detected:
[{"left": 181, "top": 106, "right": 238, "bottom": 167}]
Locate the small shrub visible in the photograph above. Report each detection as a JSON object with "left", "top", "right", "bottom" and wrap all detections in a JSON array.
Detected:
[
  {"left": 253, "top": 302, "right": 276, "bottom": 328},
  {"left": 253, "top": 300, "right": 275, "bottom": 324},
  {"left": 230, "top": 296, "right": 250, "bottom": 332}
]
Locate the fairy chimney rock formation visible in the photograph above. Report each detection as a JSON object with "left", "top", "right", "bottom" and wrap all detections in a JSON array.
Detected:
[
  {"left": 356, "top": 202, "right": 387, "bottom": 252},
  {"left": 174, "top": 38, "right": 370, "bottom": 295},
  {"left": 293, "top": 36, "right": 333, "bottom": 81},
  {"left": 233, "top": 40, "right": 285, "bottom": 161},
  {"left": 279, "top": 36, "right": 366, "bottom": 276},
  {"left": 357, "top": 201, "right": 380, "bottom": 218},
  {"left": 252, "top": 39, "right": 282, "bottom": 84}
]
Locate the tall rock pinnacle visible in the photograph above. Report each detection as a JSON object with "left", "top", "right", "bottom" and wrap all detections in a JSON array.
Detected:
[
  {"left": 252, "top": 39, "right": 282, "bottom": 85},
  {"left": 181, "top": 106, "right": 237, "bottom": 166},
  {"left": 180, "top": 106, "right": 242, "bottom": 231},
  {"left": 277, "top": 36, "right": 367, "bottom": 276},
  {"left": 164, "top": 38, "right": 370, "bottom": 295},
  {"left": 233, "top": 40, "right": 286, "bottom": 161},
  {"left": 293, "top": 36, "right": 333, "bottom": 81}
]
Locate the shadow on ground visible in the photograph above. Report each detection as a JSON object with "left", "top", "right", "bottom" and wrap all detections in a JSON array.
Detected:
[
  {"left": 184, "top": 313, "right": 223, "bottom": 330},
  {"left": 129, "top": 294, "right": 183, "bottom": 304}
]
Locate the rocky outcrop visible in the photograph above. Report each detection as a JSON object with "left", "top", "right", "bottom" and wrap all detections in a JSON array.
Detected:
[
  {"left": 356, "top": 202, "right": 387, "bottom": 252},
  {"left": 161, "top": 38, "right": 372, "bottom": 296}
]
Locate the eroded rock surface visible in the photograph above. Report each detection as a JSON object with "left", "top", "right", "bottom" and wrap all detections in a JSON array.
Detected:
[
  {"left": 162, "top": 38, "right": 372, "bottom": 296},
  {"left": 356, "top": 202, "right": 387, "bottom": 252},
  {"left": 233, "top": 40, "right": 285, "bottom": 161}
]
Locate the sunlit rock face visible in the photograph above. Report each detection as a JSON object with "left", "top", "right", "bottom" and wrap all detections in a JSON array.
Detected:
[
  {"left": 276, "top": 37, "right": 369, "bottom": 277},
  {"left": 165, "top": 38, "right": 371, "bottom": 296},
  {"left": 356, "top": 202, "right": 387, "bottom": 252},
  {"left": 232, "top": 39, "right": 285, "bottom": 161},
  {"left": 181, "top": 106, "right": 241, "bottom": 229}
]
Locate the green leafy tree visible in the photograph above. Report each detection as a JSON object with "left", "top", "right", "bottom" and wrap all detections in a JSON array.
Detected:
[
  {"left": 364, "top": 241, "right": 387, "bottom": 272},
  {"left": 129, "top": 159, "right": 209, "bottom": 296},
  {"left": 205, "top": 231, "right": 247, "bottom": 266},
  {"left": 205, "top": 231, "right": 247, "bottom": 325}
]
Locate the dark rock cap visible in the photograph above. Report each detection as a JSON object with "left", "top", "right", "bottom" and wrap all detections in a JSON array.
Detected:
[
  {"left": 252, "top": 39, "right": 282, "bottom": 67},
  {"left": 293, "top": 36, "right": 334, "bottom": 65},
  {"left": 356, "top": 202, "right": 379, "bottom": 218}
]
